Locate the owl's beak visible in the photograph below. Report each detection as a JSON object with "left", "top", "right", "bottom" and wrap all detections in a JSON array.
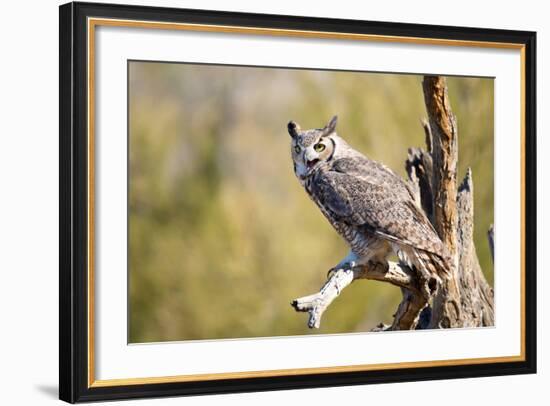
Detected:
[{"left": 307, "top": 159, "right": 320, "bottom": 169}]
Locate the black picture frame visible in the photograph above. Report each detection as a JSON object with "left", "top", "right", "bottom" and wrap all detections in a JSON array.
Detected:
[{"left": 59, "top": 1, "right": 537, "bottom": 403}]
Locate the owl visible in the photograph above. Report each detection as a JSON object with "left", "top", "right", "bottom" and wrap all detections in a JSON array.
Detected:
[{"left": 288, "top": 116, "right": 450, "bottom": 294}]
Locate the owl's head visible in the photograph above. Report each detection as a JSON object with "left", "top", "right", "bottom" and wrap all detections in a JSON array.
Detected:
[{"left": 288, "top": 115, "right": 339, "bottom": 182}]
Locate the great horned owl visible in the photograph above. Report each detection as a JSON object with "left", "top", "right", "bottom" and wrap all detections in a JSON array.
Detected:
[{"left": 288, "top": 116, "right": 450, "bottom": 293}]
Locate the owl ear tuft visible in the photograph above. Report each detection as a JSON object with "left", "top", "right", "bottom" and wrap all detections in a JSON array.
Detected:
[
  {"left": 287, "top": 121, "right": 301, "bottom": 138},
  {"left": 323, "top": 115, "right": 338, "bottom": 136}
]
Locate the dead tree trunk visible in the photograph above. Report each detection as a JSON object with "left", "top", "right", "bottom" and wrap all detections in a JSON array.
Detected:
[
  {"left": 292, "top": 75, "right": 494, "bottom": 330},
  {"left": 408, "top": 76, "right": 494, "bottom": 329}
]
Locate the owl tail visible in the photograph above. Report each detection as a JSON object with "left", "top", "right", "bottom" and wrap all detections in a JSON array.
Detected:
[
  {"left": 424, "top": 250, "right": 453, "bottom": 279},
  {"left": 397, "top": 245, "right": 452, "bottom": 292}
]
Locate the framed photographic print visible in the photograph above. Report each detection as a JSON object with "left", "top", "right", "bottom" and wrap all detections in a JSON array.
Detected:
[{"left": 59, "top": 1, "right": 537, "bottom": 403}]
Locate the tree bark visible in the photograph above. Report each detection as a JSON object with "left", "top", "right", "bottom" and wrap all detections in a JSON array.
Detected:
[{"left": 292, "top": 75, "right": 494, "bottom": 330}]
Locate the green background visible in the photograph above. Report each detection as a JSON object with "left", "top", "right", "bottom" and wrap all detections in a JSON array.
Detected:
[{"left": 128, "top": 62, "right": 494, "bottom": 343}]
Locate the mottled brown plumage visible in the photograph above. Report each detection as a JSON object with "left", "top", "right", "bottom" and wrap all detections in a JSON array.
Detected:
[{"left": 288, "top": 116, "right": 450, "bottom": 289}]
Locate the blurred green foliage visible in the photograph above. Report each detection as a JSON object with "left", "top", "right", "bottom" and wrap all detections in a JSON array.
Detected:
[{"left": 128, "top": 62, "right": 494, "bottom": 343}]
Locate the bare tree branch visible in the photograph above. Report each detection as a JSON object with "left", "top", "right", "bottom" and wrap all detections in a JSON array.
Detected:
[{"left": 291, "top": 261, "right": 419, "bottom": 329}]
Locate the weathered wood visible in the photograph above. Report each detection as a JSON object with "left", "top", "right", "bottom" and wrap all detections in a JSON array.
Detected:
[
  {"left": 391, "top": 288, "right": 429, "bottom": 330},
  {"left": 406, "top": 147, "right": 434, "bottom": 223},
  {"left": 422, "top": 76, "right": 463, "bottom": 329},
  {"left": 423, "top": 76, "right": 459, "bottom": 256},
  {"left": 456, "top": 170, "right": 495, "bottom": 326},
  {"left": 291, "top": 260, "right": 420, "bottom": 329},
  {"left": 291, "top": 267, "right": 355, "bottom": 329},
  {"left": 421, "top": 118, "right": 433, "bottom": 153}
]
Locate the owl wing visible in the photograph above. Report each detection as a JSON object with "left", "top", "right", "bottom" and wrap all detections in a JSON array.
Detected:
[
  {"left": 331, "top": 156, "right": 419, "bottom": 203},
  {"left": 311, "top": 159, "right": 444, "bottom": 256}
]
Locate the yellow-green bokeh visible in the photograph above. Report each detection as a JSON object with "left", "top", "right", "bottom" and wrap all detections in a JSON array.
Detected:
[{"left": 129, "top": 62, "right": 494, "bottom": 343}]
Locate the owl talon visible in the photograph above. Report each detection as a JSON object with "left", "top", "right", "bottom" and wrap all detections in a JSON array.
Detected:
[
  {"left": 327, "top": 261, "right": 357, "bottom": 280},
  {"left": 326, "top": 267, "right": 336, "bottom": 279}
]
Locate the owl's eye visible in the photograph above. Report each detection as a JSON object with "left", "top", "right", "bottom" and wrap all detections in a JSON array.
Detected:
[
  {"left": 294, "top": 145, "right": 301, "bottom": 154},
  {"left": 314, "top": 143, "right": 326, "bottom": 153}
]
